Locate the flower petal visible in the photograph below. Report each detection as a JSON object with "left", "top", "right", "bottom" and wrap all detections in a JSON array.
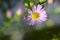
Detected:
[
  {"left": 37, "top": 4, "right": 42, "bottom": 12},
  {"left": 28, "top": 20, "right": 34, "bottom": 25},
  {"left": 32, "top": 5, "right": 37, "bottom": 12},
  {"left": 27, "top": 17, "right": 34, "bottom": 25},
  {"left": 25, "top": 8, "right": 32, "bottom": 14},
  {"left": 39, "top": 17, "right": 47, "bottom": 21},
  {"left": 34, "top": 20, "right": 42, "bottom": 26},
  {"left": 40, "top": 10, "right": 47, "bottom": 17}
]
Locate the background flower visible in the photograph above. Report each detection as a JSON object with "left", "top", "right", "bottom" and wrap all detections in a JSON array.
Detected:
[{"left": 6, "top": 10, "right": 12, "bottom": 19}]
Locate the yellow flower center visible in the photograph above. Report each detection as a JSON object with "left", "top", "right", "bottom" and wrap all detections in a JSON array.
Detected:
[{"left": 31, "top": 12, "right": 39, "bottom": 19}]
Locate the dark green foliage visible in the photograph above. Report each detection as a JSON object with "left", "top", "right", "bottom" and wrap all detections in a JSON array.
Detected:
[
  {"left": 0, "top": 33, "right": 11, "bottom": 40},
  {"left": 23, "top": 25, "right": 60, "bottom": 40}
]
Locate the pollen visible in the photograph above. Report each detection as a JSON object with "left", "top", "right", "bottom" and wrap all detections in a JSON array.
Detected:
[{"left": 31, "top": 12, "right": 39, "bottom": 19}]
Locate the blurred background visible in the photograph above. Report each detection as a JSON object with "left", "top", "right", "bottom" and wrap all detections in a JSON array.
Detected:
[{"left": 0, "top": 0, "right": 60, "bottom": 40}]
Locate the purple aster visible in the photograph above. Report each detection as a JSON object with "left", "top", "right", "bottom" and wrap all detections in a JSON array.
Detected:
[
  {"left": 6, "top": 10, "right": 12, "bottom": 18},
  {"left": 25, "top": 4, "right": 47, "bottom": 26}
]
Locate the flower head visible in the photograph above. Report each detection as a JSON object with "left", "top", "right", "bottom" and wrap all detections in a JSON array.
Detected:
[
  {"left": 6, "top": 10, "right": 12, "bottom": 18},
  {"left": 48, "top": 0, "right": 54, "bottom": 4},
  {"left": 16, "top": 8, "right": 22, "bottom": 16},
  {"left": 25, "top": 4, "right": 47, "bottom": 26}
]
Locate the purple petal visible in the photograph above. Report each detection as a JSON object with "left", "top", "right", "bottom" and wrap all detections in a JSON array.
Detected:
[
  {"left": 28, "top": 20, "right": 34, "bottom": 25},
  {"left": 7, "top": 10, "right": 12, "bottom": 18},
  {"left": 34, "top": 20, "right": 42, "bottom": 26},
  {"left": 40, "top": 10, "right": 47, "bottom": 17},
  {"left": 27, "top": 17, "right": 34, "bottom": 25},
  {"left": 32, "top": 5, "right": 37, "bottom": 12},
  {"left": 28, "top": 19, "right": 32, "bottom": 25},
  {"left": 25, "top": 8, "right": 32, "bottom": 14},
  {"left": 39, "top": 17, "right": 47, "bottom": 21},
  {"left": 37, "top": 8, "right": 44, "bottom": 14},
  {"left": 37, "top": 4, "right": 42, "bottom": 12}
]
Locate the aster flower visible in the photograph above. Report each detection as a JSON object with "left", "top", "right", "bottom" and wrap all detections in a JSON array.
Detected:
[
  {"left": 25, "top": 4, "right": 47, "bottom": 26},
  {"left": 16, "top": 8, "right": 23, "bottom": 16},
  {"left": 6, "top": 10, "right": 12, "bottom": 19},
  {"left": 48, "top": 0, "right": 54, "bottom": 4}
]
